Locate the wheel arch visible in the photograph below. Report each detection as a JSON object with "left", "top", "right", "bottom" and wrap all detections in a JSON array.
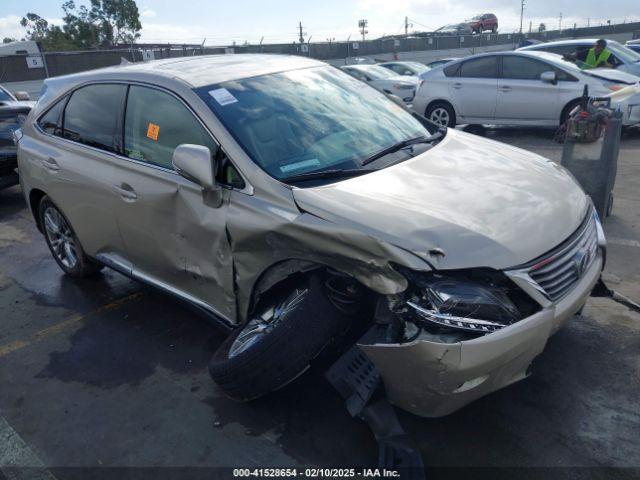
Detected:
[
  {"left": 28, "top": 188, "right": 47, "bottom": 233},
  {"left": 560, "top": 97, "right": 583, "bottom": 124},
  {"left": 245, "top": 258, "right": 380, "bottom": 321}
]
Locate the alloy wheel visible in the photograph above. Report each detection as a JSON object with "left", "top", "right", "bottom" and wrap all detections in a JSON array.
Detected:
[
  {"left": 430, "top": 107, "right": 450, "bottom": 126},
  {"left": 229, "top": 288, "right": 309, "bottom": 358},
  {"left": 43, "top": 207, "right": 78, "bottom": 269}
]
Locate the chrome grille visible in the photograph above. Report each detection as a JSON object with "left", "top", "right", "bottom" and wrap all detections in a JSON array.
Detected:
[{"left": 526, "top": 210, "right": 599, "bottom": 302}]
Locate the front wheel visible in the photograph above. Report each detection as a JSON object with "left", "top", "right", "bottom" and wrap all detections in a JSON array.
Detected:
[
  {"left": 426, "top": 102, "right": 456, "bottom": 127},
  {"left": 209, "top": 273, "right": 348, "bottom": 401}
]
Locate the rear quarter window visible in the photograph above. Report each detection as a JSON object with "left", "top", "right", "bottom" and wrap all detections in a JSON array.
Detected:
[
  {"left": 62, "top": 84, "right": 126, "bottom": 153},
  {"left": 443, "top": 63, "right": 461, "bottom": 77}
]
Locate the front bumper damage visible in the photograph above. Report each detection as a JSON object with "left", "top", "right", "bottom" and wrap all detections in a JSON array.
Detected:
[{"left": 358, "top": 250, "right": 603, "bottom": 418}]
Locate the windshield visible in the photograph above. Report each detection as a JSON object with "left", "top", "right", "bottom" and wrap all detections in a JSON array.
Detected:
[
  {"left": 359, "top": 65, "right": 396, "bottom": 79},
  {"left": 607, "top": 41, "right": 640, "bottom": 63},
  {"left": 0, "top": 88, "right": 14, "bottom": 102},
  {"left": 195, "top": 66, "right": 434, "bottom": 182}
]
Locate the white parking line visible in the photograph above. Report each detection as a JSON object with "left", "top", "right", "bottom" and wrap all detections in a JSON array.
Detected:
[
  {"left": 0, "top": 417, "right": 56, "bottom": 480},
  {"left": 608, "top": 237, "right": 640, "bottom": 249}
]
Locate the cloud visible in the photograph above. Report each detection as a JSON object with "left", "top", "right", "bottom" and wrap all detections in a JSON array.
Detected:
[
  {"left": 0, "top": 14, "right": 26, "bottom": 40},
  {"left": 140, "top": 7, "right": 157, "bottom": 18}
]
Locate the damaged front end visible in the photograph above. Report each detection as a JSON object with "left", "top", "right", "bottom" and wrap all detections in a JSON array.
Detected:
[{"left": 358, "top": 253, "right": 603, "bottom": 417}]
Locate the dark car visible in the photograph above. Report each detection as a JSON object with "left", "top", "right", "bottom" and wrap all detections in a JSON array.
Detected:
[
  {"left": 468, "top": 13, "right": 498, "bottom": 33},
  {"left": 435, "top": 23, "right": 473, "bottom": 36},
  {"left": 0, "top": 85, "right": 33, "bottom": 189}
]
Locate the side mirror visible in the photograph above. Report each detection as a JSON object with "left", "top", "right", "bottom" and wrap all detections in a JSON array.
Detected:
[
  {"left": 172, "top": 144, "right": 217, "bottom": 190},
  {"left": 13, "top": 91, "right": 30, "bottom": 101},
  {"left": 540, "top": 71, "right": 557, "bottom": 85}
]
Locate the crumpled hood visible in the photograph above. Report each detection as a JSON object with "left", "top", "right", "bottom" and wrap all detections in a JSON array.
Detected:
[{"left": 293, "top": 129, "right": 589, "bottom": 270}]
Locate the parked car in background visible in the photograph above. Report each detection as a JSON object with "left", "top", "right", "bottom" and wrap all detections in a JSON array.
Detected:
[
  {"left": 379, "top": 61, "right": 430, "bottom": 77},
  {"left": 426, "top": 58, "right": 459, "bottom": 69},
  {"left": 17, "top": 54, "right": 606, "bottom": 418},
  {"left": 1, "top": 85, "right": 34, "bottom": 189},
  {"left": 412, "top": 51, "right": 640, "bottom": 127},
  {"left": 518, "top": 39, "right": 640, "bottom": 77},
  {"left": 625, "top": 41, "right": 640, "bottom": 54},
  {"left": 468, "top": 13, "right": 498, "bottom": 33},
  {"left": 340, "top": 64, "right": 419, "bottom": 104},
  {"left": 434, "top": 23, "right": 473, "bottom": 36}
]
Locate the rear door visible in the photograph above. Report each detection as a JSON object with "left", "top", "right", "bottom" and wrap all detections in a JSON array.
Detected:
[
  {"left": 496, "top": 55, "right": 561, "bottom": 123},
  {"left": 28, "top": 84, "right": 128, "bottom": 262},
  {"left": 448, "top": 56, "right": 498, "bottom": 121}
]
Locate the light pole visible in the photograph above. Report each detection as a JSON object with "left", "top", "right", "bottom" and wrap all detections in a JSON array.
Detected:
[
  {"left": 519, "top": 0, "right": 526, "bottom": 34},
  {"left": 358, "top": 19, "right": 368, "bottom": 42}
]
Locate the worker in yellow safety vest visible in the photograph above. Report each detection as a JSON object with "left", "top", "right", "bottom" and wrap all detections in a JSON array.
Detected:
[{"left": 584, "top": 39, "right": 613, "bottom": 69}]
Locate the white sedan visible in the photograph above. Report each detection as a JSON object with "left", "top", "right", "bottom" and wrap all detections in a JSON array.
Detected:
[
  {"left": 412, "top": 50, "right": 640, "bottom": 127},
  {"left": 340, "top": 64, "right": 419, "bottom": 104}
]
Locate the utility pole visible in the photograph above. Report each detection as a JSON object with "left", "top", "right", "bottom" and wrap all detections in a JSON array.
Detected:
[
  {"left": 519, "top": 0, "right": 525, "bottom": 34},
  {"left": 298, "top": 21, "right": 306, "bottom": 44},
  {"left": 558, "top": 12, "right": 562, "bottom": 33},
  {"left": 529, "top": 21, "right": 532, "bottom": 33},
  {"left": 405, "top": 16, "right": 409, "bottom": 35},
  {"left": 358, "top": 19, "right": 368, "bottom": 41}
]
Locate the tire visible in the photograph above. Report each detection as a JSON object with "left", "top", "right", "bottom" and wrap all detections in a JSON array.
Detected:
[
  {"left": 209, "top": 273, "right": 348, "bottom": 401},
  {"left": 426, "top": 102, "right": 456, "bottom": 127},
  {"left": 561, "top": 99, "right": 581, "bottom": 125},
  {"left": 39, "top": 196, "right": 103, "bottom": 277},
  {"left": 606, "top": 192, "right": 614, "bottom": 217}
]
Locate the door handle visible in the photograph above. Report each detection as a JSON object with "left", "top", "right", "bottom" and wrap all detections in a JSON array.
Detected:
[
  {"left": 452, "top": 82, "right": 463, "bottom": 89},
  {"left": 499, "top": 86, "right": 512, "bottom": 92},
  {"left": 112, "top": 183, "right": 138, "bottom": 201},
  {"left": 41, "top": 157, "right": 60, "bottom": 171}
]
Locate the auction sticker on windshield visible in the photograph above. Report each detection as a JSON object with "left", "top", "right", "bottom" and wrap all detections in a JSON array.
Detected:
[
  {"left": 280, "top": 158, "right": 321, "bottom": 173},
  {"left": 209, "top": 88, "right": 238, "bottom": 106}
]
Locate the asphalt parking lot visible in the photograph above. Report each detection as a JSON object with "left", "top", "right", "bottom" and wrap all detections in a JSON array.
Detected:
[{"left": 1, "top": 127, "right": 639, "bottom": 478}]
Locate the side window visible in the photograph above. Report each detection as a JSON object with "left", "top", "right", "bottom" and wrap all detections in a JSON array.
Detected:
[
  {"left": 37, "top": 96, "right": 67, "bottom": 136},
  {"left": 502, "top": 56, "right": 552, "bottom": 80},
  {"left": 459, "top": 56, "right": 498, "bottom": 78},
  {"left": 443, "top": 62, "right": 461, "bottom": 77},
  {"left": 62, "top": 84, "right": 126, "bottom": 153},
  {"left": 124, "top": 85, "right": 219, "bottom": 171}
]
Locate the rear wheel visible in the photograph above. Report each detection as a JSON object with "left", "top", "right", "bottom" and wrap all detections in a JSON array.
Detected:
[
  {"left": 209, "top": 273, "right": 350, "bottom": 401},
  {"left": 39, "top": 196, "right": 103, "bottom": 277},
  {"left": 426, "top": 102, "right": 456, "bottom": 127}
]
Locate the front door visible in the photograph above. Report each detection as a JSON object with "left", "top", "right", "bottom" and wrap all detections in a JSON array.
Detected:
[
  {"left": 496, "top": 56, "right": 560, "bottom": 123},
  {"left": 111, "top": 84, "right": 236, "bottom": 322}
]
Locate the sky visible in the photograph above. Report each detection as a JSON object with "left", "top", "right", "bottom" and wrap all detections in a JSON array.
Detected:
[{"left": 0, "top": 0, "right": 638, "bottom": 46}]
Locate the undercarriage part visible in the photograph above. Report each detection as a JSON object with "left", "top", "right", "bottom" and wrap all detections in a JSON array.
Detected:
[
  {"left": 591, "top": 277, "right": 640, "bottom": 314},
  {"left": 325, "top": 326, "right": 425, "bottom": 478}
]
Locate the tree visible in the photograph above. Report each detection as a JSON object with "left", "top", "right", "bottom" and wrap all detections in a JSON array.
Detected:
[
  {"left": 20, "top": 0, "right": 142, "bottom": 51},
  {"left": 538, "top": 23, "right": 547, "bottom": 32},
  {"left": 3, "top": 37, "right": 17, "bottom": 44},
  {"left": 62, "top": 0, "right": 141, "bottom": 46}
]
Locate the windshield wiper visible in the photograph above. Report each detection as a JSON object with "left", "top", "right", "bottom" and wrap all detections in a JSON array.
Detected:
[
  {"left": 280, "top": 168, "right": 375, "bottom": 184},
  {"left": 361, "top": 134, "right": 442, "bottom": 166}
]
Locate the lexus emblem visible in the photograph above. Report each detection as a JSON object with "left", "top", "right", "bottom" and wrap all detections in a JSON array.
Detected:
[{"left": 572, "top": 248, "right": 591, "bottom": 277}]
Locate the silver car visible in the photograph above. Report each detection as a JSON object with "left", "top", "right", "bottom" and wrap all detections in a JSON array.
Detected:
[
  {"left": 518, "top": 38, "right": 640, "bottom": 77},
  {"left": 17, "top": 54, "right": 605, "bottom": 417},
  {"left": 413, "top": 50, "right": 640, "bottom": 127}
]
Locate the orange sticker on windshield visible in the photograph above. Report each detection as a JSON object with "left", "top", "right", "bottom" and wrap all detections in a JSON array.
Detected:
[{"left": 146, "top": 122, "right": 160, "bottom": 141}]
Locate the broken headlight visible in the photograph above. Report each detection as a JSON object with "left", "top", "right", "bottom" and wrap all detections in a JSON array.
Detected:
[{"left": 406, "top": 277, "right": 521, "bottom": 334}]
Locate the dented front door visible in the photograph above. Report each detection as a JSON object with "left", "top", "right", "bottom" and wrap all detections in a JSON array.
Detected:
[
  {"left": 111, "top": 160, "right": 236, "bottom": 322},
  {"left": 110, "top": 84, "right": 237, "bottom": 323}
]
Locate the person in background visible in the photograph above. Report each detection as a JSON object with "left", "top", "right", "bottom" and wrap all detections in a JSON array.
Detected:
[{"left": 584, "top": 39, "right": 613, "bottom": 69}]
